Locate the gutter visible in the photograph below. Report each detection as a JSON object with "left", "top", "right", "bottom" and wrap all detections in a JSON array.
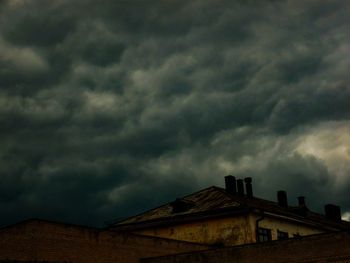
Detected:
[{"left": 255, "top": 210, "right": 264, "bottom": 243}]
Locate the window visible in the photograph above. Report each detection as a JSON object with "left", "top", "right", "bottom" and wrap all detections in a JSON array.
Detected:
[
  {"left": 258, "top": 228, "right": 272, "bottom": 242},
  {"left": 277, "top": 230, "right": 289, "bottom": 240}
]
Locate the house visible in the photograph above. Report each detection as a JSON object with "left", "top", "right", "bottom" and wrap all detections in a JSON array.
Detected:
[{"left": 111, "top": 176, "right": 350, "bottom": 246}]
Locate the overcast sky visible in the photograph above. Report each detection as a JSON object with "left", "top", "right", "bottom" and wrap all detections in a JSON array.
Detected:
[{"left": 1, "top": 0, "right": 350, "bottom": 227}]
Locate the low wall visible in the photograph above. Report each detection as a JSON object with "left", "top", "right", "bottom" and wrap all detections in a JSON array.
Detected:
[
  {"left": 0, "top": 219, "right": 207, "bottom": 263},
  {"left": 141, "top": 231, "right": 350, "bottom": 263}
]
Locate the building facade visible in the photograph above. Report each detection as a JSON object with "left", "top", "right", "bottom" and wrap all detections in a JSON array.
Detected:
[
  {"left": 113, "top": 176, "right": 349, "bottom": 246},
  {"left": 1, "top": 176, "right": 350, "bottom": 262}
]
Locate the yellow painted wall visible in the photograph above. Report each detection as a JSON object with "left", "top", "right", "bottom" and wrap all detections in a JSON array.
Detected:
[
  {"left": 135, "top": 213, "right": 327, "bottom": 246},
  {"left": 259, "top": 215, "right": 325, "bottom": 240},
  {"left": 136, "top": 215, "right": 255, "bottom": 246}
]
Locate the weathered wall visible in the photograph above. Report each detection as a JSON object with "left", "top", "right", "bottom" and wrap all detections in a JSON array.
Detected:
[
  {"left": 259, "top": 214, "right": 325, "bottom": 240},
  {"left": 135, "top": 212, "right": 327, "bottom": 246},
  {"left": 0, "top": 219, "right": 207, "bottom": 263},
  {"left": 141, "top": 231, "right": 350, "bottom": 263},
  {"left": 136, "top": 214, "right": 255, "bottom": 246}
]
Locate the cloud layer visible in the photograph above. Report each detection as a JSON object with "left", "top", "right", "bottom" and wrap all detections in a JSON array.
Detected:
[{"left": 1, "top": 0, "right": 350, "bottom": 226}]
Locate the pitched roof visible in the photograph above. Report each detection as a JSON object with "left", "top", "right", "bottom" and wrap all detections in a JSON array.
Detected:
[{"left": 111, "top": 186, "right": 350, "bottom": 231}]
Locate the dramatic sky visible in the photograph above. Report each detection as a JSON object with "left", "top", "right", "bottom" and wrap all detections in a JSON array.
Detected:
[{"left": 1, "top": 0, "right": 350, "bottom": 227}]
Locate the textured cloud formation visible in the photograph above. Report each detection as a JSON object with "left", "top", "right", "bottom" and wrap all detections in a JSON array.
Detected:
[{"left": 1, "top": 0, "right": 350, "bottom": 226}]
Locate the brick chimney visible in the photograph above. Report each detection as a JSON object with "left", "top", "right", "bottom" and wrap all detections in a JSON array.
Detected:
[
  {"left": 225, "top": 175, "right": 237, "bottom": 195},
  {"left": 237, "top": 179, "right": 244, "bottom": 196},
  {"left": 277, "top": 190, "right": 288, "bottom": 208},
  {"left": 325, "top": 204, "right": 341, "bottom": 221},
  {"left": 298, "top": 196, "right": 306, "bottom": 207},
  {"left": 244, "top": 177, "right": 253, "bottom": 198}
]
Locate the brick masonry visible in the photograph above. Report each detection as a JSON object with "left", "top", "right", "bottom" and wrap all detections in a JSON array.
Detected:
[
  {"left": 141, "top": 231, "right": 350, "bottom": 263},
  {"left": 0, "top": 219, "right": 208, "bottom": 263}
]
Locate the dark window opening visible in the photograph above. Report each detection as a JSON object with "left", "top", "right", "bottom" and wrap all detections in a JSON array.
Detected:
[
  {"left": 277, "top": 230, "right": 289, "bottom": 240},
  {"left": 258, "top": 228, "right": 272, "bottom": 242},
  {"left": 170, "top": 198, "right": 195, "bottom": 213}
]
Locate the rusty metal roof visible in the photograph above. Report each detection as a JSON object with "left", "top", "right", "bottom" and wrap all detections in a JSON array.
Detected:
[
  {"left": 111, "top": 186, "right": 350, "bottom": 231},
  {"left": 113, "top": 187, "right": 241, "bottom": 226}
]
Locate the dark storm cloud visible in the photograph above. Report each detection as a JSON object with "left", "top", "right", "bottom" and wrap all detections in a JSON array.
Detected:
[{"left": 1, "top": 0, "right": 350, "bottom": 226}]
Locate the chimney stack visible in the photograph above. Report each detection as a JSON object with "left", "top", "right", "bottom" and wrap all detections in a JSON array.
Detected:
[
  {"left": 298, "top": 196, "right": 306, "bottom": 207},
  {"left": 324, "top": 204, "right": 341, "bottom": 221},
  {"left": 244, "top": 177, "right": 253, "bottom": 198},
  {"left": 237, "top": 179, "right": 244, "bottom": 196},
  {"left": 277, "top": 190, "right": 288, "bottom": 208},
  {"left": 225, "top": 175, "right": 237, "bottom": 195}
]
